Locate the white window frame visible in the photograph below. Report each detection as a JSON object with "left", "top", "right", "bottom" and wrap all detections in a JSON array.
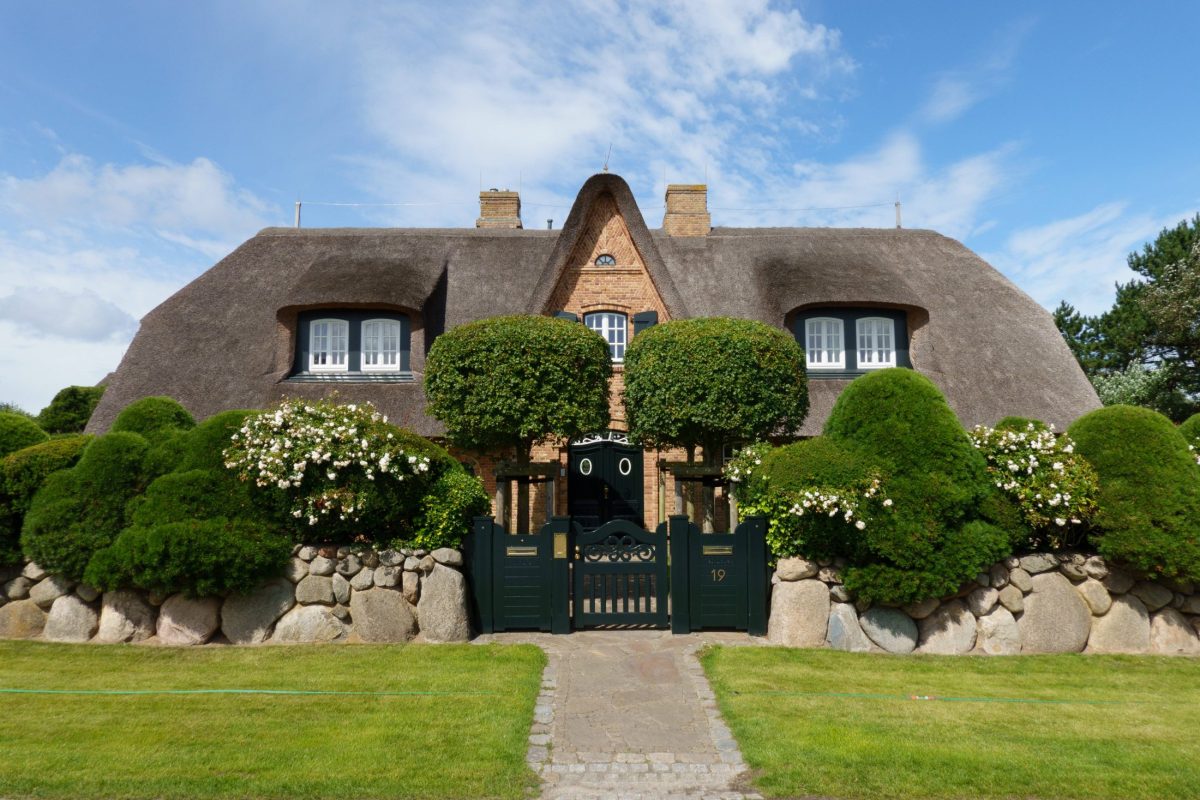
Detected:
[
  {"left": 309, "top": 318, "right": 349, "bottom": 372},
  {"left": 585, "top": 311, "right": 628, "bottom": 363},
  {"left": 856, "top": 317, "right": 896, "bottom": 369},
  {"left": 804, "top": 317, "right": 844, "bottom": 370},
  {"left": 360, "top": 318, "right": 403, "bottom": 372}
]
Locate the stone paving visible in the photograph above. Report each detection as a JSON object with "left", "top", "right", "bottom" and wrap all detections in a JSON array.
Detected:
[{"left": 476, "top": 629, "right": 765, "bottom": 800}]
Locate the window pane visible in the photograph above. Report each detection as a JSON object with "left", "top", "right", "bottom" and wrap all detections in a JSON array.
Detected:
[
  {"left": 310, "top": 319, "right": 348, "bottom": 370},
  {"left": 362, "top": 319, "right": 401, "bottom": 370},
  {"left": 804, "top": 318, "right": 842, "bottom": 368},
  {"left": 857, "top": 318, "right": 894, "bottom": 367},
  {"left": 585, "top": 312, "right": 628, "bottom": 362}
]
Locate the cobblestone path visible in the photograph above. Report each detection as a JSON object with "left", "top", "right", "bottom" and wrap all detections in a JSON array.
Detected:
[{"left": 478, "top": 630, "right": 764, "bottom": 800}]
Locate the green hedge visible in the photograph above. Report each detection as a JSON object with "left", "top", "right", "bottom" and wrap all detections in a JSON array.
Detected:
[
  {"left": 1069, "top": 405, "right": 1200, "bottom": 581},
  {"left": 823, "top": 369, "right": 1011, "bottom": 603},
  {"left": 85, "top": 519, "right": 292, "bottom": 598},
  {"left": 36, "top": 386, "right": 105, "bottom": 434},
  {"left": 1, "top": 435, "right": 92, "bottom": 516},
  {"left": 111, "top": 397, "right": 195, "bottom": 442},
  {"left": 20, "top": 432, "right": 152, "bottom": 581},
  {"left": 413, "top": 469, "right": 490, "bottom": 551},
  {"left": 0, "top": 412, "right": 48, "bottom": 459}
]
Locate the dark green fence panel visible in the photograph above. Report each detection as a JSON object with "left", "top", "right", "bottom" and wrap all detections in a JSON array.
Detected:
[
  {"left": 467, "top": 516, "right": 569, "bottom": 633},
  {"left": 672, "top": 515, "right": 768, "bottom": 635}
]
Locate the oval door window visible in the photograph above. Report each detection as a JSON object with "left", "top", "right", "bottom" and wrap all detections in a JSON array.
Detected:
[
  {"left": 618, "top": 457, "right": 632, "bottom": 476},
  {"left": 579, "top": 458, "right": 593, "bottom": 476}
]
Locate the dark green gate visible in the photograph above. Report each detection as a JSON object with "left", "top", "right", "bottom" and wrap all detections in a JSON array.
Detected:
[
  {"left": 669, "top": 515, "right": 768, "bottom": 635},
  {"left": 572, "top": 519, "right": 669, "bottom": 628},
  {"left": 467, "top": 516, "right": 570, "bottom": 634}
]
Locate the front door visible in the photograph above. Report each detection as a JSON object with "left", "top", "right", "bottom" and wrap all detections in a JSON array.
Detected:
[{"left": 567, "top": 433, "right": 644, "bottom": 531}]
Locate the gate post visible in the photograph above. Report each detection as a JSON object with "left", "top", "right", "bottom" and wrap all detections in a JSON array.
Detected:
[
  {"left": 744, "top": 515, "right": 768, "bottom": 636},
  {"left": 668, "top": 515, "right": 691, "bottom": 634},
  {"left": 548, "top": 516, "right": 572, "bottom": 634},
  {"left": 469, "top": 516, "right": 496, "bottom": 634}
]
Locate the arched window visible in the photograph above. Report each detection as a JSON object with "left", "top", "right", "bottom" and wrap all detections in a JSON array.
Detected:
[
  {"left": 309, "top": 319, "right": 349, "bottom": 371},
  {"left": 856, "top": 317, "right": 895, "bottom": 368},
  {"left": 361, "top": 318, "right": 403, "bottom": 371},
  {"left": 804, "top": 317, "right": 844, "bottom": 369},
  {"left": 594, "top": 253, "right": 616, "bottom": 266},
  {"left": 585, "top": 311, "right": 628, "bottom": 362}
]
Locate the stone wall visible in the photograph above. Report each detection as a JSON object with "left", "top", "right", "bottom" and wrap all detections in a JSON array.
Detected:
[
  {"left": 768, "top": 553, "right": 1200, "bottom": 656},
  {"left": 0, "top": 545, "right": 471, "bottom": 646}
]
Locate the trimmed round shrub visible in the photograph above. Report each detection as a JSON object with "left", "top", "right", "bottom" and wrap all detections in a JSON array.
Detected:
[
  {"left": 1068, "top": 405, "right": 1200, "bottom": 581},
  {"left": 178, "top": 410, "right": 258, "bottom": 472},
  {"left": 111, "top": 397, "right": 195, "bottom": 442},
  {"left": 128, "top": 469, "right": 276, "bottom": 529},
  {"left": 85, "top": 519, "right": 292, "bottom": 598},
  {"left": 21, "top": 432, "right": 151, "bottom": 580},
  {"left": 623, "top": 317, "right": 808, "bottom": 457},
  {"left": 425, "top": 314, "right": 612, "bottom": 458},
  {"left": 1, "top": 435, "right": 91, "bottom": 516},
  {"left": 412, "top": 468, "right": 490, "bottom": 551},
  {"left": 36, "top": 386, "right": 105, "bottom": 434},
  {"left": 822, "top": 368, "right": 1011, "bottom": 603},
  {"left": 0, "top": 412, "right": 48, "bottom": 459},
  {"left": 1179, "top": 412, "right": 1200, "bottom": 455}
]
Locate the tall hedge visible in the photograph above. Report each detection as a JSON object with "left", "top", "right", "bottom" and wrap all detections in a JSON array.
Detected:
[
  {"left": 823, "top": 368, "right": 1010, "bottom": 603},
  {"left": 623, "top": 317, "right": 808, "bottom": 459},
  {"left": 424, "top": 314, "right": 612, "bottom": 459},
  {"left": 36, "top": 386, "right": 105, "bottom": 434},
  {"left": 1068, "top": 405, "right": 1200, "bottom": 581},
  {"left": 111, "top": 396, "right": 195, "bottom": 442}
]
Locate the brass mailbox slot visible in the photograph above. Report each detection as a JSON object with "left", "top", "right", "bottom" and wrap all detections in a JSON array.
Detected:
[
  {"left": 506, "top": 546, "right": 538, "bottom": 557},
  {"left": 702, "top": 545, "right": 734, "bottom": 556},
  {"left": 553, "top": 533, "right": 568, "bottom": 559}
]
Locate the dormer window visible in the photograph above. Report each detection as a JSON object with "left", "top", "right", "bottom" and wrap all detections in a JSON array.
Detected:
[
  {"left": 309, "top": 319, "right": 349, "bottom": 372},
  {"left": 856, "top": 317, "right": 895, "bottom": 368},
  {"left": 585, "top": 311, "right": 627, "bottom": 362},
  {"left": 292, "top": 311, "right": 412, "bottom": 382},
  {"left": 804, "top": 317, "right": 844, "bottom": 369},
  {"left": 594, "top": 254, "right": 616, "bottom": 266}
]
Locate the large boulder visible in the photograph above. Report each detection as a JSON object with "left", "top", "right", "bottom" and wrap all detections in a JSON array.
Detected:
[
  {"left": 1131, "top": 582, "right": 1173, "bottom": 612},
  {"left": 350, "top": 588, "right": 418, "bottom": 643},
  {"left": 95, "top": 591, "right": 157, "bottom": 643},
  {"left": 1150, "top": 608, "right": 1200, "bottom": 655},
  {"left": 775, "top": 557, "right": 818, "bottom": 581},
  {"left": 917, "top": 600, "right": 976, "bottom": 654},
  {"left": 416, "top": 565, "right": 471, "bottom": 642},
  {"left": 272, "top": 604, "right": 348, "bottom": 643},
  {"left": 1019, "top": 572, "right": 1091, "bottom": 653},
  {"left": 859, "top": 607, "right": 918, "bottom": 654},
  {"left": 295, "top": 575, "right": 334, "bottom": 605},
  {"left": 1075, "top": 579, "right": 1112, "bottom": 616},
  {"left": 156, "top": 594, "right": 221, "bottom": 645},
  {"left": 826, "top": 603, "right": 871, "bottom": 652},
  {"left": 43, "top": 594, "right": 99, "bottom": 642},
  {"left": 221, "top": 579, "right": 296, "bottom": 644},
  {"left": 29, "top": 575, "right": 73, "bottom": 609},
  {"left": 0, "top": 599, "right": 47, "bottom": 638},
  {"left": 4, "top": 576, "right": 32, "bottom": 600},
  {"left": 767, "top": 579, "right": 829, "bottom": 648},
  {"left": 976, "top": 606, "right": 1020, "bottom": 655},
  {"left": 1087, "top": 595, "right": 1150, "bottom": 653}
]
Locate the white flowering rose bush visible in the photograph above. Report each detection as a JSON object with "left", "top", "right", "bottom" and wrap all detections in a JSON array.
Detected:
[
  {"left": 968, "top": 420, "right": 1098, "bottom": 549},
  {"left": 224, "top": 399, "right": 447, "bottom": 543}
]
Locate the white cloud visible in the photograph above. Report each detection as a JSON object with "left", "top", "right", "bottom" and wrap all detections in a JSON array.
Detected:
[
  {"left": 984, "top": 202, "right": 1199, "bottom": 315},
  {"left": 922, "top": 78, "right": 977, "bottom": 124},
  {"left": 918, "top": 17, "right": 1034, "bottom": 124},
  {"left": 0, "top": 286, "right": 135, "bottom": 341}
]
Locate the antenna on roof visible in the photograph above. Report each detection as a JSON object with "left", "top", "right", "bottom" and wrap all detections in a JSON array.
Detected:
[
  {"left": 603, "top": 143, "right": 612, "bottom": 173},
  {"left": 294, "top": 200, "right": 301, "bottom": 229},
  {"left": 895, "top": 195, "right": 902, "bottom": 229}
]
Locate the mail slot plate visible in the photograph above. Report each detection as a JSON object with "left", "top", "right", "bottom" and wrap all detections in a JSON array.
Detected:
[
  {"left": 702, "top": 545, "right": 734, "bottom": 556},
  {"left": 506, "top": 546, "right": 538, "bottom": 557}
]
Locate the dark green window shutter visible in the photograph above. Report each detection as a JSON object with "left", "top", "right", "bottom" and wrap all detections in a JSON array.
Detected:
[
  {"left": 554, "top": 311, "right": 580, "bottom": 323},
  {"left": 632, "top": 310, "right": 658, "bottom": 336}
]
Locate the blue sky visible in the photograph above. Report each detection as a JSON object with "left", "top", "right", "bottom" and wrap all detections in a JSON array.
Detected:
[{"left": 1, "top": 1, "right": 1197, "bottom": 412}]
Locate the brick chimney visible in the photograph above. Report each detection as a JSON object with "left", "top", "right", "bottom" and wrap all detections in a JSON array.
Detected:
[
  {"left": 476, "top": 189, "right": 523, "bottom": 229},
  {"left": 662, "top": 184, "right": 710, "bottom": 236}
]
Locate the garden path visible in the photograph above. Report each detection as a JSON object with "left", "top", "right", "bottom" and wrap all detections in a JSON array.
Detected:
[{"left": 476, "top": 629, "right": 765, "bottom": 800}]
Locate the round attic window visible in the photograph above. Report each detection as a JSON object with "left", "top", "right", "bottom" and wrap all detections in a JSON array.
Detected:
[{"left": 594, "top": 254, "right": 616, "bottom": 266}]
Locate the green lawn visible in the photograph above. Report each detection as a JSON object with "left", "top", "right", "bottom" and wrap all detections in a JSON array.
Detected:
[
  {"left": 702, "top": 647, "right": 1200, "bottom": 800},
  {"left": 0, "top": 641, "right": 545, "bottom": 800}
]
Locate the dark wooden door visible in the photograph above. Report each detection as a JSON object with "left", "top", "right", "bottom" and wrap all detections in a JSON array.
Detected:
[{"left": 568, "top": 438, "right": 644, "bottom": 531}]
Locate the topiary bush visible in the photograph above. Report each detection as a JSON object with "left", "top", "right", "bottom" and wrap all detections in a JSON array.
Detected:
[
  {"left": 623, "top": 317, "right": 808, "bottom": 460},
  {"left": 85, "top": 519, "right": 292, "bottom": 598},
  {"left": 822, "top": 368, "right": 1011, "bottom": 604},
  {"left": 111, "top": 396, "right": 195, "bottom": 442},
  {"left": 36, "top": 385, "right": 106, "bottom": 434},
  {"left": 20, "top": 432, "right": 152, "bottom": 580},
  {"left": 0, "top": 412, "right": 48, "bottom": 459},
  {"left": 412, "top": 469, "right": 490, "bottom": 551},
  {"left": 1068, "top": 405, "right": 1200, "bottom": 581},
  {"left": 2, "top": 435, "right": 92, "bottom": 516},
  {"left": 1179, "top": 412, "right": 1200, "bottom": 464}
]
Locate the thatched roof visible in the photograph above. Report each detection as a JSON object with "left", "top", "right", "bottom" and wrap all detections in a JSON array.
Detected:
[{"left": 88, "top": 173, "right": 1099, "bottom": 436}]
